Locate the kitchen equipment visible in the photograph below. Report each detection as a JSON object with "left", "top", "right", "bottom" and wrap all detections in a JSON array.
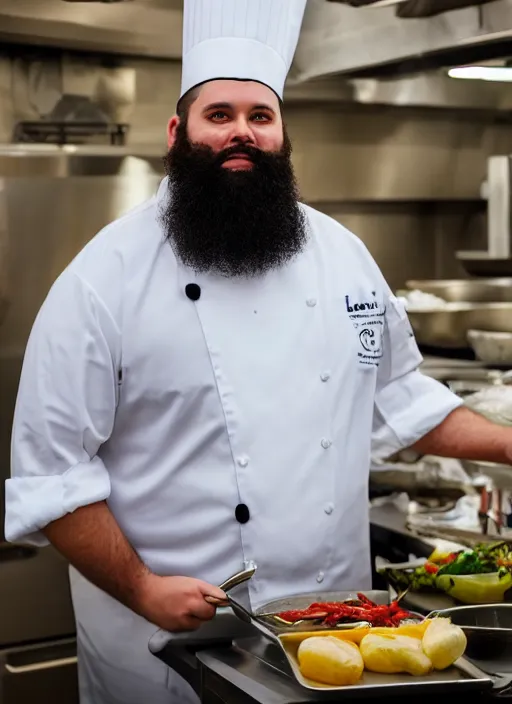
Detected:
[
  {"left": 404, "top": 521, "right": 511, "bottom": 548},
  {"left": 407, "top": 303, "right": 512, "bottom": 348},
  {"left": 426, "top": 604, "right": 512, "bottom": 671},
  {"left": 229, "top": 590, "right": 407, "bottom": 636},
  {"left": 0, "top": 638, "right": 78, "bottom": 704},
  {"left": 406, "top": 278, "right": 512, "bottom": 303},
  {"left": 457, "top": 156, "right": 512, "bottom": 278},
  {"left": 149, "top": 590, "right": 408, "bottom": 653},
  {"left": 0, "top": 145, "right": 163, "bottom": 701},
  {"left": 276, "top": 628, "right": 491, "bottom": 695},
  {"left": 369, "top": 465, "right": 469, "bottom": 506},
  {"left": 219, "top": 565, "right": 257, "bottom": 592},
  {"left": 396, "top": 0, "right": 497, "bottom": 18},
  {"left": 468, "top": 329, "right": 512, "bottom": 366},
  {"left": 459, "top": 460, "right": 511, "bottom": 535},
  {"left": 423, "top": 368, "right": 497, "bottom": 385},
  {"left": 152, "top": 590, "right": 492, "bottom": 696},
  {"left": 0, "top": 145, "right": 163, "bottom": 546},
  {"left": 204, "top": 563, "right": 257, "bottom": 607},
  {"left": 462, "top": 460, "right": 512, "bottom": 492},
  {"left": 252, "top": 590, "right": 412, "bottom": 632},
  {"left": 150, "top": 564, "right": 259, "bottom": 650}
]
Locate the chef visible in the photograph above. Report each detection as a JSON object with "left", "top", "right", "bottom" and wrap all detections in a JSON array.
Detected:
[{"left": 5, "top": 1, "right": 512, "bottom": 702}]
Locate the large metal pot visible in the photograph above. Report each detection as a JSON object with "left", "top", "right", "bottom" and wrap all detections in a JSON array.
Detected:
[
  {"left": 406, "top": 278, "right": 512, "bottom": 303},
  {"left": 407, "top": 303, "right": 512, "bottom": 348}
]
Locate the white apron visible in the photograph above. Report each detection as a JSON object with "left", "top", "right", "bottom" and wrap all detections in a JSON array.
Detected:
[{"left": 6, "top": 179, "right": 461, "bottom": 703}]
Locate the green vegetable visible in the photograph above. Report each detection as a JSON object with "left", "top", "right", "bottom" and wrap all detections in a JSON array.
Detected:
[
  {"left": 437, "top": 550, "right": 494, "bottom": 576},
  {"left": 379, "top": 541, "right": 512, "bottom": 597},
  {"left": 436, "top": 569, "right": 512, "bottom": 604},
  {"left": 378, "top": 566, "right": 437, "bottom": 592}
]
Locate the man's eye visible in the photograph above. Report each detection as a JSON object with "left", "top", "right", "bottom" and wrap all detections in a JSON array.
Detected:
[
  {"left": 209, "top": 112, "right": 228, "bottom": 121},
  {"left": 252, "top": 113, "right": 271, "bottom": 122}
]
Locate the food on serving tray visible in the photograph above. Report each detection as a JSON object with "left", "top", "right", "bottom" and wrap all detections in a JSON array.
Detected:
[
  {"left": 436, "top": 570, "right": 512, "bottom": 604},
  {"left": 276, "top": 592, "right": 417, "bottom": 627},
  {"left": 380, "top": 542, "right": 512, "bottom": 603},
  {"left": 280, "top": 619, "right": 431, "bottom": 647},
  {"left": 297, "top": 636, "right": 364, "bottom": 686},
  {"left": 294, "top": 617, "right": 467, "bottom": 686},
  {"left": 359, "top": 633, "right": 432, "bottom": 676},
  {"left": 421, "top": 618, "right": 467, "bottom": 670}
]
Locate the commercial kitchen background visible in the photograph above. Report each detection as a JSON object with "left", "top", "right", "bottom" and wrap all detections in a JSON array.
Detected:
[{"left": 2, "top": 0, "right": 512, "bottom": 701}]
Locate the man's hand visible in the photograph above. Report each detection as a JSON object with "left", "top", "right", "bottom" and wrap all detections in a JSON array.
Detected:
[
  {"left": 136, "top": 574, "right": 227, "bottom": 632},
  {"left": 41, "top": 502, "right": 228, "bottom": 632}
]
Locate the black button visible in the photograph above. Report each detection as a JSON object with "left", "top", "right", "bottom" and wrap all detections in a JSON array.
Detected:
[
  {"left": 235, "top": 504, "right": 250, "bottom": 524},
  {"left": 185, "top": 283, "right": 201, "bottom": 301}
]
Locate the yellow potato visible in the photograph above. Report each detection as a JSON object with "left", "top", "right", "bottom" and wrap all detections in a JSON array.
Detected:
[
  {"left": 422, "top": 617, "right": 467, "bottom": 670},
  {"left": 360, "top": 633, "right": 432, "bottom": 676},
  {"left": 298, "top": 636, "right": 364, "bottom": 686}
]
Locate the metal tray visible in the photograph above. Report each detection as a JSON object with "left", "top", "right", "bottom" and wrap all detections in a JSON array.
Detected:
[
  {"left": 254, "top": 589, "right": 390, "bottom": 633},
  {"left": 251, "top": 591, "right": 491, "bottom": 695},
  {"left": 275, "top": 631, "right": 492, "bottom": 696}
]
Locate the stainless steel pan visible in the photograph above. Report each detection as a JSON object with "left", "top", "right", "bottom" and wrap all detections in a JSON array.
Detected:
[
  {"left": 406, "top": 279, "right": 512, "bottom": 303},
  {"left": 407, "top": 303, "right": 512, "bottom": 348}
]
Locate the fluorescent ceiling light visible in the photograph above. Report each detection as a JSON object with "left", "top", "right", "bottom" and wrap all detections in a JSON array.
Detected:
[{"left": 448, "top": 66, "right": 512, "bottom": 82}]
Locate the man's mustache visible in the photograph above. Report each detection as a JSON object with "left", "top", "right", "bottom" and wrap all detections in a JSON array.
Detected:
[{"left": 213, "top": 143, "right": 264, "bottom": 167}]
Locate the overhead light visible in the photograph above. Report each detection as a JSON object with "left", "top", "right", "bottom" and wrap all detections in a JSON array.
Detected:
[{"left": 448, "top": 66, "right": 512, "bottom": 82}]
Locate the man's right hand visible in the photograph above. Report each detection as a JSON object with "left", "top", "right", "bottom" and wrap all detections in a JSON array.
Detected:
[{"left": 136, "top": 574, "right": 227, "bottom": 632}]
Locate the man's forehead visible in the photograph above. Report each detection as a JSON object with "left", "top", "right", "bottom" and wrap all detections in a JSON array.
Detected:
[{"left": 195, "top": 80, "right": 280, "bottom": 111}]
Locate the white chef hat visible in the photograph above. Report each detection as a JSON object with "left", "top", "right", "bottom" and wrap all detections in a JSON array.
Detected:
[{"left": 180, "top": 0, "right": 308, "bottom": 102}]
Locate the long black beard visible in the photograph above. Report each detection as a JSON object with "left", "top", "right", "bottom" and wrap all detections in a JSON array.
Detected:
[{"left": 161, "top": 122, "right": 307, "bottom": 278}]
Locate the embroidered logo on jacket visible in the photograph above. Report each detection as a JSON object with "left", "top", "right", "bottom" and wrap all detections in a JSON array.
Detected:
[{"left": 345, "top": 292, "right": 384, "bottom": 367}]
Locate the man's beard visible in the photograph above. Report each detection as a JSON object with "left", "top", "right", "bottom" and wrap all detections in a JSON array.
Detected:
[{"left": 161, "top": 123, "right": 307, "bottom": 278}]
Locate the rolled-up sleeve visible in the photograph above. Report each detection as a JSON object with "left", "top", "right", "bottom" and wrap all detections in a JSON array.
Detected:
[
  {"left": 371, "top": 292, "right": 463, "bottom": 461},
  {"left": 5, "top": 268, "right": 120, "bottom": 545}
]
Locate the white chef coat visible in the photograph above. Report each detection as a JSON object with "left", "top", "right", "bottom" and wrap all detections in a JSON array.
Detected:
[{"left": 5, "top": 177, "right": 462, "bottom": 701}]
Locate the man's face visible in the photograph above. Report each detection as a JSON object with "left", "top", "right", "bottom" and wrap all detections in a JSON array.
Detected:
[
  {"left": 162, "top": 80, "right": 307, "bottom": 278},
  {"left": 167, "top": 80, "right": 284, "bottom": 170}
]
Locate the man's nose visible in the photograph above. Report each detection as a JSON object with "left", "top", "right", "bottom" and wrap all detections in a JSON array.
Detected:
[{"left": 228, "top": 118, "right": 255, "bottom": 145}]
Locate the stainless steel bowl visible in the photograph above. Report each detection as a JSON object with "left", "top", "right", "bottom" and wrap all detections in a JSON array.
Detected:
[
  {"left": 427, "top": 605, "right": 512, "bottom": 665},
  {"left": 407, "top": 303, "right": 512, "bottom": 348},
  {"left": 406, "top": 279, "right": 512, "bottom": 303},
  {"left": 468, "top": 329, "right": 512, "bottom": 366}
]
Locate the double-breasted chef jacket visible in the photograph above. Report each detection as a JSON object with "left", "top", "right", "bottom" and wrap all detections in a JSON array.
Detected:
[{"left": 6, "top": 176, "right": 461, "bottom": 610}]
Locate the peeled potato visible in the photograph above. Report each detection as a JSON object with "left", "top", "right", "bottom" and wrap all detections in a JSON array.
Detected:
[
  {"left": 360, "top": 633, "right": 432, "bottom": 676},
  {"left": 422, "top": 617, "right": 467, "bottom": 670},
  {"left": 298, "top": 636, "right": 364, "bottom": 686}
]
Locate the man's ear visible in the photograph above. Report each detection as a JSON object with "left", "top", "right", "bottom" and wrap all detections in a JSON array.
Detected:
[{"left": 167, "top": 115, "right": 180, "bottom": 148}]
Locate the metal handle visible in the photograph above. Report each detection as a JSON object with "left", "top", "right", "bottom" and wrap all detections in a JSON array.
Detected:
[
  {"left": 218, "top": 563, "right": 256, "bottom": 593},
  {"left": 205, "top": 563, "right": 257, "bottom": 606},
  {"left": 4, "top": 656, "right": 77, "bottom": 675}
]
